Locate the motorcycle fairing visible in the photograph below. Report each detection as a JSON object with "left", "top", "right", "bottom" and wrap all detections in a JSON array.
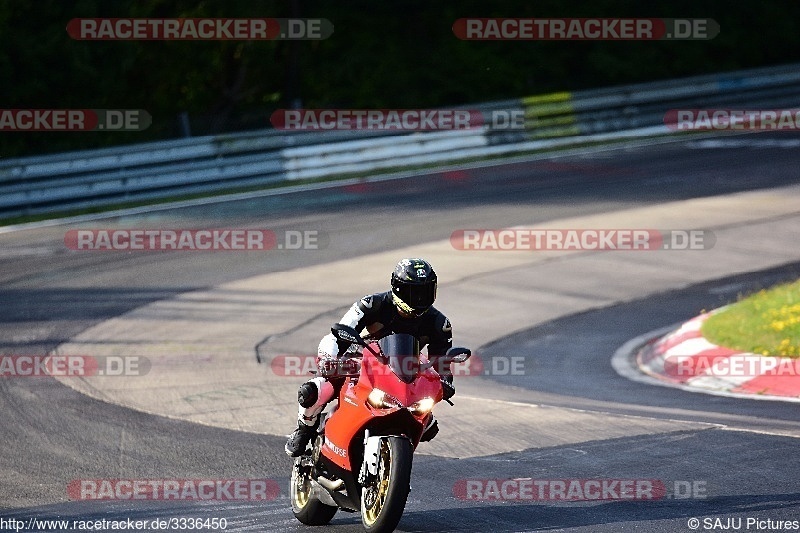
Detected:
[{"left": 320, "top": 337, "right": 443, "bottom": 471}]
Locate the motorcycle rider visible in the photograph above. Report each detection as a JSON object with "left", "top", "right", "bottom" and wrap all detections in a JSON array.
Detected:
[{"left": 285, "top": 258, "right": 455, "bottom": 457}]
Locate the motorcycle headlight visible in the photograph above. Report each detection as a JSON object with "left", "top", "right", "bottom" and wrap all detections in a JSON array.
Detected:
[
  {"left": 408, "top": 397, "right": 435, "bottom": 415},
  {"left": 367, "top": 388, "right": 402, "bottom": 409}
]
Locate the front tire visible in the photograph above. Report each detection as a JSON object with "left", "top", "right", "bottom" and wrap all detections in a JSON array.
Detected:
[
  {"left": 290, "top": 458, "right": 338, "bottom": 525},
  {"left": 361, "top": 436, "right": 413, "bottom": 533}
]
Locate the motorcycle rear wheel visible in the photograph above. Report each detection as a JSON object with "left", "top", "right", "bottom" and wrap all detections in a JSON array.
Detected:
[
  {"left": 361, "top": 436, "right": 413, "bottom": 533},
  {"left": 290, "top": 458, "right": 338, "bottom": 525}
]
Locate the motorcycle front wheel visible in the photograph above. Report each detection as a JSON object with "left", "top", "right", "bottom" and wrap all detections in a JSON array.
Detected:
[
  {"left": 360, "top": 436, "right": 413, "bottom": 533},
  {"left": 290, "top": 458, "right": 338, "bottom": 525}
]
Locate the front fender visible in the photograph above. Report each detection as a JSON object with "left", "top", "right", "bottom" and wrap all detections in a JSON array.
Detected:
[
  {"left": 359, "top": 433, "right": 414, "bottom": 485},
  {"left": 360, "top": 408, "right": 425, "bottom": 447},
  {"left": 344, "top": 408, "right": 426, "bottom": 482}
]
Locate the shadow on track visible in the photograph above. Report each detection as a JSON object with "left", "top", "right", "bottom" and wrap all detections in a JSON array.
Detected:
[{"left": 397, "top": 493, "right": 800, "bottom": 532}]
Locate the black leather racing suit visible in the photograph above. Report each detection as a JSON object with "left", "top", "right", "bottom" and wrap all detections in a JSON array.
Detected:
[
  {"left": 298, "top": 291, "right": 454, "bottom": 427},
  {"left": 320, "top": 291, "right": 453, "bottom": 363}
]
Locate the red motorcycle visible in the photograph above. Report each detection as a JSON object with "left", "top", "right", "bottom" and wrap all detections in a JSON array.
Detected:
[{"left": 290, "top": 323, "right": 470, "bottom": 532}]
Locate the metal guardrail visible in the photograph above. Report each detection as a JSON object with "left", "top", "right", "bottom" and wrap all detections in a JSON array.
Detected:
[
  {"left": 2, "top": 62, "right": 799, "bottom": 219},
  {"left": 486, "top": 62, "right": 800, "bottom": 143}
]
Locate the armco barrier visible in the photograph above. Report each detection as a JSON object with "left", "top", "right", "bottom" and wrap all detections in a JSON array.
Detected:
[
  {"left": 0, "top": 129, "right": 398, "bottom": 218},
  {"left": 2, "top": 62, "right": 799, "bottom": 219},
  {"left": 489, "top": 62, "right": 800, "bottom": 143},
  {"left": 282, "top": 129, "right": 488, "bottom": 180}
]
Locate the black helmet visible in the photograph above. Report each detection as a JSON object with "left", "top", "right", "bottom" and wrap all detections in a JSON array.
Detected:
[{"left": 390, "top": 258, "right": 437, "bottom": 317}]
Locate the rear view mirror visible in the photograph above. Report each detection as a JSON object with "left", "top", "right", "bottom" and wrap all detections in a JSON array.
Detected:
[
  {"left": 421, "top": 347, "right": 470, "bottom": 374},
  {"left": 445, "top": 347, "right": 471, "bottom": 363},
  {"left": 331, "top": 323, "right": 367, "bottom": 346}
]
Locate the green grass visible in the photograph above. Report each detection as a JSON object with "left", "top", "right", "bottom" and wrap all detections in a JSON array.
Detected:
[{"left": 702, "top": 279, "right": 800, "bottom": 358}]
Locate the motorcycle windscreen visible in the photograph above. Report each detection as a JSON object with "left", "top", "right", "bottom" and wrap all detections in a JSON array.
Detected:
[{"left": 378, "top": 333, "right": 420, "bottom": 384}]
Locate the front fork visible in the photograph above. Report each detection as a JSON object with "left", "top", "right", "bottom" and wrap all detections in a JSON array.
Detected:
[
  {"left": 358, "top": 430, "right": 380, "bottom": 486},
  {"left": 359, "top": 413, "right": 427, "bottom": 486}
]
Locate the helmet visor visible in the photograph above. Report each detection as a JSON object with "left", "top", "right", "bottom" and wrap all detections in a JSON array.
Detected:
[{"left": 395, "top": 280, "right": 437, "bottom": 310}]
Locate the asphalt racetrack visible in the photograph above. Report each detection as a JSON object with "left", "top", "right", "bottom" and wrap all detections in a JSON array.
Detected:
[{"left": 1, "top": 134, "right": 799, "bottom": 532}]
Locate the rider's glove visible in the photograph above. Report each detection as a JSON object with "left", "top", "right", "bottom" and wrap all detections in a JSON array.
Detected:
[
  {"left": 441, "top": 375, "right": 455, "bottom": 401},
  {"left": 318, "top": 356, "right": 360, "bottom": 378},
  {"left": 318, "top": 356, "right": 339, "bottom": 377},
  {"left": 420, "top": 416, "right": 439, "bottom": 442}
]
